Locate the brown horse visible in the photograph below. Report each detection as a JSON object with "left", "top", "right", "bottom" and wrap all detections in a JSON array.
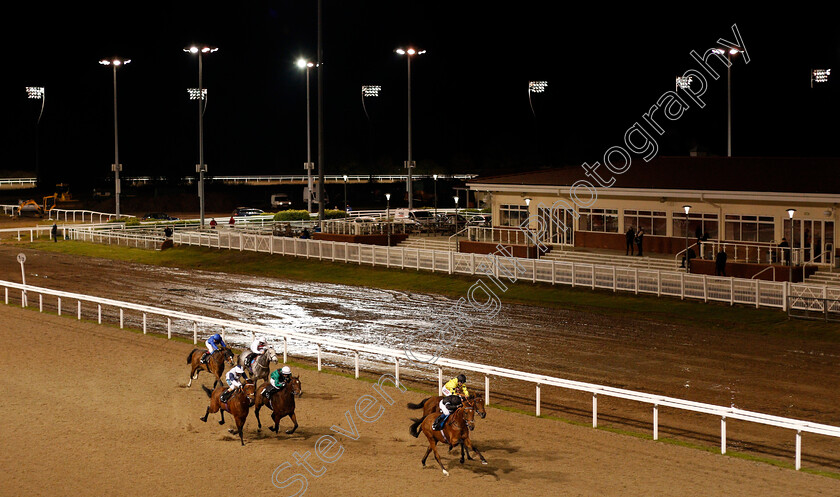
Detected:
[
  {"left": 254, "top": 376, "right": 302, "bottom": 435},
  {"left": 200, "top": 380, "right": 256, "bottom": 446},
  {"left": 409, "top": 398, "right": 487, "bottom": 476},
  {"left": 187, "top": 347, "right": 234, "bottom": 388},
  {"left": 407, "top": 394, "right": 486, "bottom": 435}
]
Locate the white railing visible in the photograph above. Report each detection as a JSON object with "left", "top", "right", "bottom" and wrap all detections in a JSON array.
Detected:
[
  {"left": 467, "top": 226, "right": 536, "bottom": 245},
  {"left": 62, "top": 227, "right": 840, "bottom": 312},
  {"left": 1, "top": 277, "right": 837, "bottom": 471},
  {"left": 48, "top": 209, "right": 134, "bottom": 223},
  {"left": 0, "top": 177, "right": 37, "bottom": 187}
]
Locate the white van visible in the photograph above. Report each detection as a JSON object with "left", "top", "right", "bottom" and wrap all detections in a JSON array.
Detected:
[{"left": 393, "top": 209, "right": 436, "bottom": 226}]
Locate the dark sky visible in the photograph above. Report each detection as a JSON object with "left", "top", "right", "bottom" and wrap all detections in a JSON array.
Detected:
[{"left": 3, "top": 3, "right": 839, "bottom": 187}]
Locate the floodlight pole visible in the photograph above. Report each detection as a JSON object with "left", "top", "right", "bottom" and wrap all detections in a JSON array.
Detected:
[
  {"left": 26, "top": 87, "right": 45, "bottom": 188},
  {"left": 185, "top": 46, "right": 217, "bottom": 228},
  {"left": 298, "top": 60, "right": 315, "bottom": 214},
  {"left": 112, "top": 64, "right": 120, "bottom": 217},
  {"left": 317, "top": 0, "right": 325, "bottom": 228}
]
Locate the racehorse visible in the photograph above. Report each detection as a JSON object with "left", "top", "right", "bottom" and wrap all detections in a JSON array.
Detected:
[
  {"left": 187, "top": 347, "right": 234, "bottom": 388},
  {"left": 409, "top": 397, "right": 487, "bottom": 476},
  {"left": 200, "top": 380, "right": 256, "bottom": 446},
  {"left": 237, "top": 347, "right": 278, "bottom": 386},
  {"left": 407, "top": 393, "right": 486, "bottom": 436},
  {"left": 255, "top": 376, "right": 302, "bottom": 435}
]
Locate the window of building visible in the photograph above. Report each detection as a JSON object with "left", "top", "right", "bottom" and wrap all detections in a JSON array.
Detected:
[
  {"left": 624, "top": 210, "right": 667, "bottom": 236},
  {"left": 724, "top": 214, "right": 774, "bottom": 243},
  {"left": 499, "top": 204, "right": 529, "bottom": 227},
  {"left": 579, "top": 208, "right": 619, "bottom": 233},
  {"left": 673, "top": 212, "right": 719, "bottom": 240}
]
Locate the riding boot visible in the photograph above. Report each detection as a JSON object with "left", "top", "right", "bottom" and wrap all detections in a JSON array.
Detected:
[
  {"left": 201, "top": 352, "right": 209, "bottom": 364},
  {"left": 220, "top": 390, "right": 232, "bottom": 403},
  {"left": 433, "top": 414, "right": 446, "bottom": 431},
  {"left": 262, "top": 387, "right": 273, "bottom": 399}
]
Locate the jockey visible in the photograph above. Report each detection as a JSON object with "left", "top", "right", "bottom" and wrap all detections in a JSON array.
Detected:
[
  {"left": 263, "top": 366, "right": 292, "bottom": 399},
  {"left": 433, "top": 394, "right": 464, "bottom": 431},
  {"left": 220, "top": 364, "right": 247, "bottom": 403},
  {"left": 203, "top": 333, "right": 227, "bottom": 364},
  {"left": 441, "top": 374, "right": 469, "bottom": 397},
  {"left": 245, "top": 336, "right": 268, "bottom": 371}
]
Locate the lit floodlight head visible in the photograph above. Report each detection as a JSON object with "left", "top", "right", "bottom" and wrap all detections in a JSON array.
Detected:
[
  {"left": 524, "top": 198, "right": 531, "bottom": 206},
  {"left": 433, "top": 174, "right": 438, "bottom": 180},
  {"left": 343, "top": 175, "right": 348, "bottom": 181},
  {"left": 385, "top": 193, "right": 391, "bottom": 201},
  {"left": 362, "top": 85, "right": 381, "bottom": 97},
  {"left": 185, "top": 45, "right": 217, "bottom": 54},
  {"left": 711, "top": 48, "right": 725, "bottom": 55},
  {"left": 813, "top": 69, "right": 831, "bottom": 84},
  {"left": 529, "top": 81, "right": 548, "bottom": 93},
  {"left": 729, "top": 48, "right": 739, "bottom": 55},
  {"left": 787, "top": 208, "right": 796, "bottom": 219},
  {"left": 187, "top": 46, "right": 199, "bottom": 53},
  {"left": 26, "top": 87, "right": 44, "bottom": 99},
  {"left": 100, "top": 58, "right": 131, "bottom": 67},
  {"left": 296, "top": 58, "right": 308, "bottom": 69},
  {"left": 683, "top": 204, "right": 691, "bottom": 215},
  {"left": 407, "top": 48, "right": 416, "bottom": 55},
  {"left": 676, "top": 76, "right": 693, "bottom": 89},
  {"left": 187, "top": 88, "right": 208, "bottom": 100},
  {"left": 453, "top": 196, "right": 459, "bottom": 204},
  {"left": 395, "top": 49, "right": 406, "bottom": 55}
]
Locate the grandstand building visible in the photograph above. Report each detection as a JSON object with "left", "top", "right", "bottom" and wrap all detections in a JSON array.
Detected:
[{"left": 467, "top": 157, "right": 840, "bottom": 267}]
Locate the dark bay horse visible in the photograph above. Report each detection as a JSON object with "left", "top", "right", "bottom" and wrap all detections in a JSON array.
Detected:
[
  {"left": 409, "top": 398, "right": 487, "bottom": 476},
  {"left": 187, "top": 347, "right": 234, "bottom": 388},
  {"left": 255, "top": 376, "right": 302, "bottom": 435},
  {"left": 407, "top": 394, "right": 486, "bottom": 436},
  {"left": 237, "top": 347, "right": 278, "bottom": 386},
  {"left": 200, "top": 380, "right": 256, "bottom": 446}
]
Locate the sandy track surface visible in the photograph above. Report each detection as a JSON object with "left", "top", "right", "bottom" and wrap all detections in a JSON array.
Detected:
[{"left": 1, "top": 306, "right": 839, "bottom": 496}]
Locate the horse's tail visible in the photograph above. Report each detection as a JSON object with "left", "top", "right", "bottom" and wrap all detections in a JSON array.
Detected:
[
  {"left": 407, "top": 397, "right": 429, "bottom": 410},
  {"left": 409, "top": 417, "right": 423, "bottom": 438},
  {"left": 187, "top": 349, "right": 198, "bottom": 364},
  {"left": 202, "top": 385, "right": 213, "bottom": 398}
]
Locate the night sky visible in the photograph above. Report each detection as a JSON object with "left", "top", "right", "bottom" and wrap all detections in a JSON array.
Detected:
[{"left": 3, "top": 4, "right": 839, "bottom": 188}]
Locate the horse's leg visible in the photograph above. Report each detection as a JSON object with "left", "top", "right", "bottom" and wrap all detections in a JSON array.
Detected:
[
  {"left": 219, "top": 409, "right": 226, "bottom": 426},
  {"left": 460, "top": 441, "right": 465, "bottom": 464},
  {"left": 285, "top": 412, "right": 298, "bottom": 435},
  {"left": 464, "top": 438, "right": 487, "bottom": 465},
  {"left": 421, "top": 446, "right": 432, "bottom": 467},
  {"left": 200, "top": 406, "right": 209, "bottom": 422},
  {"left": 255, "top": 404, "right": 262, "bottom": 430},
  {"left": 431, "top": 439, "right": 449, "bottom": 477}
]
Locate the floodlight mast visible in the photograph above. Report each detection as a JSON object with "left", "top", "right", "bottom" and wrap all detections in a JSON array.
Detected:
[
  {"left": 396, "top": 47, "right": 426, "bottom": 209},
  {"left": 99, "top": 58, "right": 131, "bottom": 217},
  {"left": 811, "top": 68, "right": 831, "bottom": 88},
  {"left": 25, "top": 86, "right": 45, "bottom": 188},
  {"left": 184, "top": 45, "right": 218, "bottom": 228},
  {"left": 298, "top": 58, "right": 316, "bottom": 213},
  {"left": 528, "top": 81, "right": 547, "bottom": 117}
]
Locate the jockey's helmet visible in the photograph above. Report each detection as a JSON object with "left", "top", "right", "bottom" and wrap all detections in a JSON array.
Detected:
[
  {"left": 281, "top": 366, "right": 291, "bottom": 375},
  {"left": 457, "top": 374, "right": 466, "bottom": 383}
]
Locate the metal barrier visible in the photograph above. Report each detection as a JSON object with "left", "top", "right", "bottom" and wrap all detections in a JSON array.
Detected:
[{"left": 1, "top": 277, "right": 837, "bottom": 471}]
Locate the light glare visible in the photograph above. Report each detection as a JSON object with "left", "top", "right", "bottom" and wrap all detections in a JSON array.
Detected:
[{"left": 529, "top": 81, "right": 548, "bottom": 93}]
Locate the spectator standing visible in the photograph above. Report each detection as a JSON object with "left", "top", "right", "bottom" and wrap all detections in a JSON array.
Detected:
[
  {"left": 625, "top": 226, "right": 635, "bottom": 256},
  {"left": 778, "top": 237, "right": 790, "bottom": 265},
  {"left": 715, "top": 248, "right": 728, "bottom": 276},
  {"left": 209, "top": 218, "right": 217, "bottom": 229},
  {"left": 634, "top": 227, "right": 644, "bottom": 256},
  {"left": 229, "top": 216, "right": 235, "bottom": 228},
  {"left": 51, "top": 223, "right": 58, "bottom": 242}
]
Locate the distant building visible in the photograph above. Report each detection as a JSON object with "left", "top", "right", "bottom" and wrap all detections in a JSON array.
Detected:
[{"left": 467, "top": 157, "right": 840, "bottom": 266}]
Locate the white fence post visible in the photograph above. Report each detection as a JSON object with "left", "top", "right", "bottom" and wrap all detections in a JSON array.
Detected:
[
  {"left": 77, "top": 301, "right": 81, "bottom": 320},
  {"left": 98, "top": 304, "right": 102, "bottom": 324},
  {"left": 394, "top": 357, "right": 400, "bottom": 386},
  {"left": 721, "top": 417, "right": 727, "bottom": 454},
  {"left": 283, "top": 337, "right": 288, "bottom": 364},
  {"left": 592, "top": 393, "right": 598, "bottom": 428},
  {"left": 795, "top": 430, "right": 802, "bottom": 470},
  {"left": 354, "top": 351, "right": 360, "bottom": 379},
  {"left": 39, "top": 294, "right": 43, "bottom": 312},
  {"left": 167, "top": 317, "right": 171, "bottom": 339},
  {"left": 57, "top": 297, "right": 61, "bottom": 315},
  {"left": 536, "top": 384, "right": 541, "bottom": 417},
  {"left": 438, "top": 368, "right": 443, "bottom": 395},
  {"left": 484, "top": 375, "right": 490, "bottom": 405},
  {"left": 730, "top": 278, "right": 735, "bottom": 306},
  {"left": 120, "top": 308, "right": 124, "bottom": 329},
  {"left": 680, "top": 272, "right": 685, "bottom": 300},
  {"left": 143, "top": 313, "right": 147, "bottom": 334},
  {"left": 653, "top": 404, "right": 659, "bottom": 440},
  {"left": 317, "top": 344, "right": 322, "bottom": 371},
  {"left": 193, "top": 322, "right": 197, "bottom": 345}
]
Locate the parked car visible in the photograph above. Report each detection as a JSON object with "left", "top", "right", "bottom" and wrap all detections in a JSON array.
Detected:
[
  {"left": 467, "top": 214, "right": 492, "bottom": 227},
  {"left": 270, "top": 194, "right": 292, "bottom": 210},
  {"left": 232, "top": 207, "right": 265, "bottom": 217},
  {"left": 439, "top": 213, "right": 467, "bottom": 226},
  {"left": 143, "top": 212, "right": 178, "bottom": 221}
]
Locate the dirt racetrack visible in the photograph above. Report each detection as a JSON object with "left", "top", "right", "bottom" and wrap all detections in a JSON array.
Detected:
[{"left": 1, "top": 306, "right": 839, "bottom": 497}]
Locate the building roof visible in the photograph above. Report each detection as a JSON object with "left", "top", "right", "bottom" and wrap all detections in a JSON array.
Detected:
[{"left": 467, "top": 157, "right": 840, "bottom": 195}]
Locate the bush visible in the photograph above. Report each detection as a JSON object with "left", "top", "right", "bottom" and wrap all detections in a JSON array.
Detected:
[
  {"left": 323, "top": 209, "right": 347, "bottom": 219},
  {"left": 107, "top": 217, "right": 141, "bottom": 226},
  {"left": 274, "top": 210, "right": 312, "bottom": 221}
]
